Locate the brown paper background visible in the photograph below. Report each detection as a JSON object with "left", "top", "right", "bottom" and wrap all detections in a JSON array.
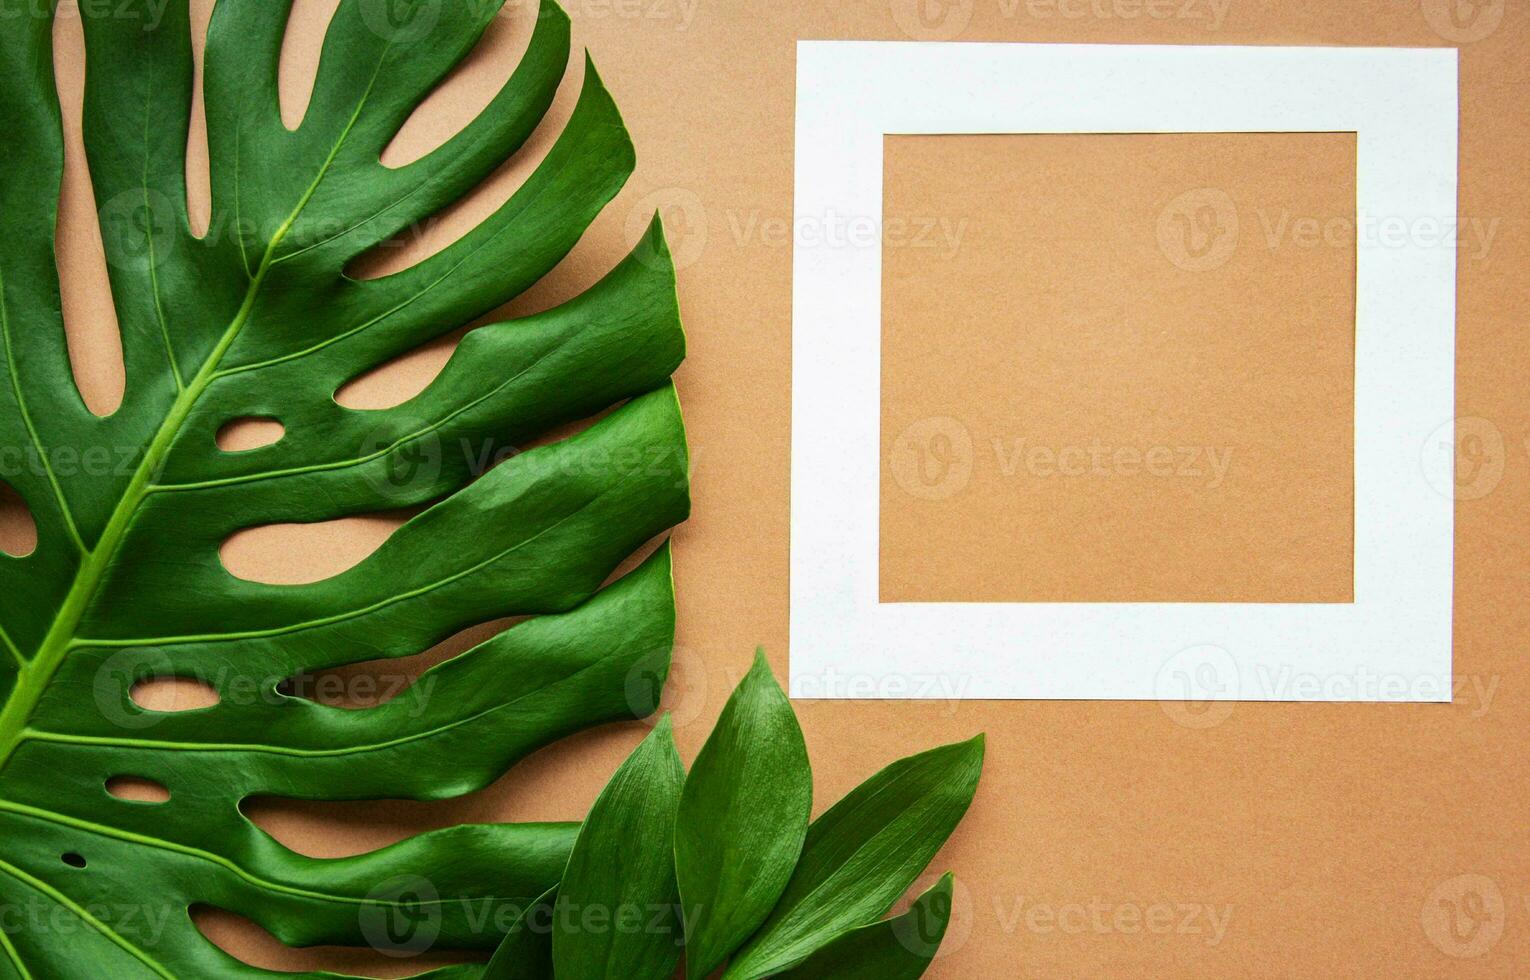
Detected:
[
  {"left": 31, "top": 0, "right": 1530, "bottom": 976},
  {"left": 881, "top": 132, "right": 1357, "bottom": 603}
]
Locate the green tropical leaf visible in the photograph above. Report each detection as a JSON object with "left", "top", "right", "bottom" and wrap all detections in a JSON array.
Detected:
[
  {"left": 0, "top": 0, "right": 687, "bottom": 975},
  {"left": 482, "top": 885, "right": 556, "bottom": 980},
  {"left": 775, "top": 873, "right": 956, "bottom": 980},
  {"left": 674, "top": 649, "right": 811, "bottom": 979},
  {"left": 722, "top": 736, "right": 985, "bottom": 979},
  {"left": 553, "top": 717, "right": 686, "bottom": 980}
]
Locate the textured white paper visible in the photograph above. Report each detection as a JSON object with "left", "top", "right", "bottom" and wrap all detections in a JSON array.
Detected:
[{"left": 790, "top": 42, "right": 1458, "bottom": 702}]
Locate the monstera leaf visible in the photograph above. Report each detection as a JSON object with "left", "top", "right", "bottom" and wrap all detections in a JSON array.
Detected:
[{"left": 0, "top": 0, "right": 688, "bottom": 976}]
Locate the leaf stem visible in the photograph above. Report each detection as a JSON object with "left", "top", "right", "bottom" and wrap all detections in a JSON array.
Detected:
[{"left": 0, "top": 266, "right": 267, "bottom": 770}]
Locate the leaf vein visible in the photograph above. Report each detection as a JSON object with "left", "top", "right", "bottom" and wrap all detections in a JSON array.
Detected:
[
  {"left": 0, "top": 919, "right": 32, "bottom": 980},
  {"left": 0, "top": 625, "right": 24, "bottom": 669},
  {"left": 142, "top": 86, "right": 185, "bottom": 392},
  {"left": 0, "top": 270, "right": 87, "bottom": 555},
  {"left": 216, "top": 108, "right": 610, "bottom": 379},
  {"left": 77, "top": 472, "right": 630, "bottom": 649},
  {"left": 25, "top": 645, "right": 625, "bottom": 758},
  {"left": 154, "top": 338, "right": 563, "bottom": 493},
  {"left": 0, "top": 800, "right": 472, "bottom": 911},
  {"left": 0, "top": 856, "right": 172, "bottom": 978}
]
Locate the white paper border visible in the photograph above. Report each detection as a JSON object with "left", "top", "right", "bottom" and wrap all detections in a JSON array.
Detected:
[{"left": 789, "top": 42, "right": 1458, "bottom": 702}]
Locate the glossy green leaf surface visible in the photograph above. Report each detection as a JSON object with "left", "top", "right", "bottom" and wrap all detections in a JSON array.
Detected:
[
  {"left": 722, "top": 736, "right": 985, "bottom": 979},
  {"left": 0, "top": 0, "right": 688, "bottom": 975},
  {"left": 775, "top": 873, "right": 956, "bottom": 980},
  {"left": 674, "top": 649, "right": 810, "bottom": 979},
  {"left": 553, "top": 718, "right": 686, "bottom": 980}
]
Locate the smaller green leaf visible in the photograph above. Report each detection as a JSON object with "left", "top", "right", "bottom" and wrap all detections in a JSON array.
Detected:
[
  {"left": 722, "top": 735, "right": 985, "bottom": 979},
  {"left": 483, "top": 885, "right": 557, "bottom": 980},
  {"left": 676, "top": 649, "right": 812, "bottom": 979},
  {"left": 776, "top": 873, "right": 957, "bottom": 980},
  {"left": 553, "top": 717, "right": 687, "bottom": 980}
]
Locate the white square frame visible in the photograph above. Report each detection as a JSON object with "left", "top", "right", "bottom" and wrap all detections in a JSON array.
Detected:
[{"left": 789, "top": 41, "right": 1458, "bottom": 702}]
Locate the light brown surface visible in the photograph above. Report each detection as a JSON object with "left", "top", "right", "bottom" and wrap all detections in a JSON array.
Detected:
[
  {"left": 882, "top": 132, "right": 1356, "bottom": 603},
  {"left": 36, "top": 0, "right": 1530, "bottom": 976}
]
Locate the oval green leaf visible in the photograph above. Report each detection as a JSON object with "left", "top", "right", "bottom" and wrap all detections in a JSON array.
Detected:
[
  {"left": 722, "top": 734, "right": 985, "bottom": 979},
  {"left": 776, "top": 873, "right": 957, "bottom": 980},
  {"left": 553, "top": 717, "right": 687, "bottom": 980},
  {"left": 675, "top": 649, "right": 812, "bottom": 979}
]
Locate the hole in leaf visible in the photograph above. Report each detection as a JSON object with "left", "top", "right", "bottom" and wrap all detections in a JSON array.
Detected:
[
  {"left": 379, "top": 5, "right": 533, "bottom": 169},
  {"left": 216, "top": 417, "right": 286, "bottom": 452},
  {"left": 53, "top": 3, "right": 126, "bottom": 417},
  {"left": 279, "top": 615, "right": 523, "bottom": 710},
  {"left": 277, "top": 0, "right": 341, "bottom": 131},
  {"left": 346, "top": 40, "right": 583, "bottom": 282},
  {"left": 244, "top": 615, "right": 597, "bottom": 861},
  {"left": 130, "top": 676, "right": 220, "bottom": 713},
  {"left": 0, "top": 482, "right": 38, "bottom": 558},
  {"left": 241, "top": 726, "right": 608, "bottom": 859},
  {"left": 185, "top": 0, "right": 213, "bottom": 238},
  {"left": 193, "top": 905, "right": 478, "bottom": 977},
  {"left": 219, "top": 510, "right": 416, "bottom": 586},
  {"left": 332, "top": 331, "right": 462, "bottom": 410},
  {"left": 60, "top": 852, "right": 86, "bottom": 869},
  {"left": 106, "top": 776, "right": 171, "bottom": 804}
]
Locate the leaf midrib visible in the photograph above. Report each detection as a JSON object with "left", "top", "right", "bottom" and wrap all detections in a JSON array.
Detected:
[{"left": 0, "top": 53, "right": 389, "bottom": 776}]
